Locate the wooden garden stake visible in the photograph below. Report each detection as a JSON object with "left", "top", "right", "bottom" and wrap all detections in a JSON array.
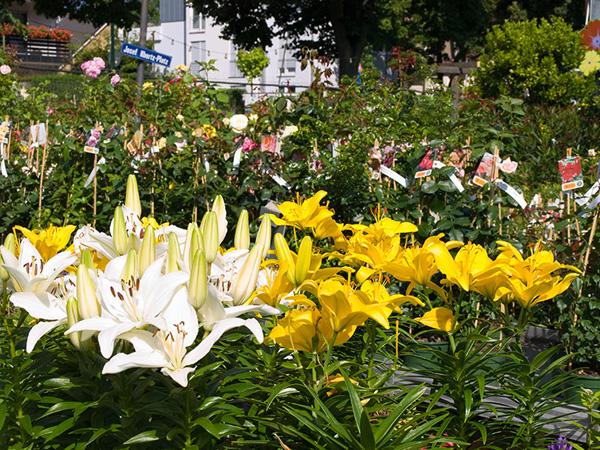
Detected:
[
  {"left": 566, "top": 148, "right": 573, "bottom": 244},
  {"left": 92, "top": 153, "right": 98, "bottom": 227}
]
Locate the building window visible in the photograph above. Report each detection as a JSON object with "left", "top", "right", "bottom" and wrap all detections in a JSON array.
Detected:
[
  {"left": 278, "top": 44, "right": 296, "bottom": 74},
  {"left": 190, "top": 41, "right": 206, "bottom": 73},
  {"left": 191, "top": 8, "right": 205, "bottom": 30}
]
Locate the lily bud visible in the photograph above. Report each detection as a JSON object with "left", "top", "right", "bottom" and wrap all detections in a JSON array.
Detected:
[
  {"left": 255, "top": 214, "right": 272, "bottom": 258},
  {"left": 112, "top": 207, "right": 128, "bottom": 256},
  {"left": 125, "top": 174, "right": 142, "bottom": 217},
  {"left": 3, "top": 234, "right": 16, "bottom": 255},
  {"left": 274, "top": 233, "right": 296, "bottom": 285},
  {"left": 0, "top": 255, "right": 7, "bottom": 282},
  {"left": 202, "top": 211, "right": 219, "bottom": 264},
  {"left": 121, "top": 249, "right": 138, "bottom": 284},
  {"left": 80, "top": 249, "right": 94, "bottom": 269},
  {"left": 184, "top": 223, "right": 198, "bottom": 266},
  {"left": 139, "top": 226, "right": 155, "bottom": 273},
  {"left": 188, "top": 250, "right": 208, "bottom": 309},
  {"left": 166, "top": 232, "right": 180, "bottom": 273},
  {"left": 211, "top": 194, "right": 227, "bottom": 244},
  {"left": 234, "top": 209, "right": 250, "bottom": 250},
  {"left": 76, "top": 264, "right": 99, "bottom": 319},
  {"left": 66, "top": 297, "right": 81, "bottom": 349},
  {"left": 295, "top": 236, "right": 312, "bottom": 286},
  {"left": 231, "top": 245, "right": 261, "bottom": 305}
]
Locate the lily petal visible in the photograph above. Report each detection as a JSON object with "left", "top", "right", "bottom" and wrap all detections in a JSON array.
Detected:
[{"left": 26, "top": 319, "right": 66, "bottom": 353}]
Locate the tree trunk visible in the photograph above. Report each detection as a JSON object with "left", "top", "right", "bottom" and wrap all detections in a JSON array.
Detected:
[{"left": 327, "top": 0, "right": 367, "bottom": 80}]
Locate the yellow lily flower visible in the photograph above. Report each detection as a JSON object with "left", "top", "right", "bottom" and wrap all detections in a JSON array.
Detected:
[
  {"left": 269, "top": 305, "right": 325, "bottom": 353},
  {"left": 430, "top": 242, "right": 505, "bottom": 293},
  {"left": 415, "top": 307, "right": 455, "bottom": 332},
  {"left": 14, "top": 225, "right": 76, "bottom": 261},
  {"left": 274, "top": 234, "right": 346, "bottom": 289},
  {"left": 359, "top": 280, "right": 424, "bottom": 310},
  {"left": 493, "top": 242, "right": 580, "bottom": 308},
  {"left": 318, "top": 279, "right": 393, "bottom": 332},
  {"left": 253, "top": 264, "right": 294, "bottom": 307},
  {"left": 270, "top": 191, "right": 336, "bottom": 233}
]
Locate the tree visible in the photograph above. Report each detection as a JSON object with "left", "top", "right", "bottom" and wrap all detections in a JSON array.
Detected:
[
  {"left": 236, "top": 47, "right": 270, "bottom": 86},
  {"left": 0, "top": 0, "right": 148, "bottom": 28},
  {"left": 189, "top": 0, "right": 412, "bottom": 79}
]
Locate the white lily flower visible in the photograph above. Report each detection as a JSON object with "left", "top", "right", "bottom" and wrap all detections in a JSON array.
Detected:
[
  {"left": 209, "top": 249, "right": 249, "bottom": 304},
  {"left": 66, "top": 257, "right": 188, "bottom": 358},
  {"left": 78, "top": 206, "right": 149, "bottom": 260},
  {"left": 8, "top": 274, "right": 76, "bottom": 352},
  {"left": 1, "top": 239, "right": 76, "bottom": 294},
  {"left": 199, "top": 284, "right": 279, "bottom": 339},
  {"left": 102, "top": 290, "right": 263, "bottom": 387}
]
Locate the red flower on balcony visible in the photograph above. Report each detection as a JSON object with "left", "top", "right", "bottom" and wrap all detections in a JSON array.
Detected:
[{"left": 27, "top": 25, "right": 51, "bottom": 39}]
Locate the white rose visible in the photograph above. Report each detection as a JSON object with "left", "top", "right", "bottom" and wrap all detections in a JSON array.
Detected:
[
  {"left": 281, "top": 125, "right": 298, "bottom": 139},
  {"left": 229, "top": 114, "right": 248, "bottom": 133}
]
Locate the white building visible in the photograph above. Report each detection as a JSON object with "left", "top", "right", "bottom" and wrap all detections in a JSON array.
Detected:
[{"left": 133, "top": 0, "right": 336, "bottom": 101}]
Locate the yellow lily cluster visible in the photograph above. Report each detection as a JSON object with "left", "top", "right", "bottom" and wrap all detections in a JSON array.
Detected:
[
  {"left": 269, "top": 278, "right": 421, "bottom": 352},
  {"left": 264, "top": 191, "right": 580, "bottom": 342}
]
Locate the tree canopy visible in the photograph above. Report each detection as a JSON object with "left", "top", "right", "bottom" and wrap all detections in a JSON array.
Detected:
[
  {"left": 0, "top": 0, "right": 144, "bottom": 28},
  {"left": 190, "top": 0, "right": 585, "bottom": 78}
]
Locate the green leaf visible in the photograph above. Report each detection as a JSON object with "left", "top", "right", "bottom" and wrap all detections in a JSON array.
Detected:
[{"left": 123, "top": 430, "right": 160, "bottom": 445}]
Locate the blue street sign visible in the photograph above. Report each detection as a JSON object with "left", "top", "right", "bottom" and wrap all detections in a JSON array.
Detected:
[{"left": 120, "top": 42, "right": 172, "bottom": 67}]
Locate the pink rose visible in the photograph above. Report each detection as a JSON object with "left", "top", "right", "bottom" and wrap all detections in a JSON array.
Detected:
[
  {"left": 46, "top": 107, "right": 54, "bottom": 116},
  {"left": 242, "top": 137, "right": 258, "bottom": 153},
  {"left": 0, "top": 64, "right": 11, "bottom": 75},
  {"left": 92, "top": 57, "right": 106, "bottom": 70},
  {"left": 81, "top": 59, "right": 104, "bottom": 78},
  {"left": 110, "top": 74, "right": 121, "bottom": 86},
  {"left": 500, "top": 157, "right": 518, "bottom": 174}
]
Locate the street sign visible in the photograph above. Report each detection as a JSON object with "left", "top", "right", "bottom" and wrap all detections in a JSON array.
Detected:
[{"left": 120, "top": 42, "right": 172, "bottom": 67}]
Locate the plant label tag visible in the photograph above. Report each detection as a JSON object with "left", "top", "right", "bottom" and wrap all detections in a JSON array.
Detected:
[
  {"left": 432, "top": 160, "right": 445, "bottom": 169},
  {"left": 576, "top": 180, "right": 600, "bottom": 207},
  {"left": 232, "top": 147, "right": 242, "bottom": 170},
  {"left": 270, "top": 173, "right": 291, "bottom": 189},
  {"left": 415, "top": 169, "right": 432, "bottom": 178},
  {"left": 472, "top": 175, "right": 488, "bottom": 187},
  {"left": 0, "top": 159, "right": 6, "bottom": 177},
  {"left": 561, "top": 179, "right": 584, "bottom": 191},
  {"left": 495, "top": 179, "right": 527, "bottom": 209},
  {"left": 448, "top": 172, "right": 465, "bottom": 192},
  {"left": 84, "top": 157, "right": 106, "bottom": 187},
  {"left": 84, "top": 146, "right": 99, "bottom": 154},
  {"left": 380, "top": 165, "right": 408, "bottom": 188}
]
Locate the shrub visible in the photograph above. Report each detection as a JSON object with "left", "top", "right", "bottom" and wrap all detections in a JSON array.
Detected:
[{"left": 476, "top": 17, "right": 590, "bottom": 105}]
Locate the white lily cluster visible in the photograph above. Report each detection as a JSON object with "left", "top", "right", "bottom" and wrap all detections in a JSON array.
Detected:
[{"left": 1, "top": 175, "right": 279, "bottom": 387}]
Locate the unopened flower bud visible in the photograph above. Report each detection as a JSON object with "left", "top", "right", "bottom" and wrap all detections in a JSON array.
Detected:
[
  {"left": 188, "top": 250, "right": 208, "bottom": 309},
  {"left": 80, "top": 249, "right": 94, "bottom": 269},
  {"left": 76, "top": 264, "right": 99, "bottom": 319},
  {"left": 138, "top": 226, "right": 155, "bottom": 273},
  {"left": 295, "top": 236, "right": 312, "bottom": 286},
  {"left": 112, "top": 207, "right": 128, "bottom": 256},
  {"left": 202, "top": 211, "right": 219, "bottom": 264},
  {"left": 166, "top": 232, "right": 180, "bottom": 273},
  {"left": 211, "top": 195, "right": 227, "bottom": 244},
  {"left": 274, "top": 233, "right": 296, "bottom": 285},
  {"left": 3, "top": 234, "right": 16, "bottom": 255},
  {"left": 255, "top": 214, "right": 272, "bottom": 258},
  {"left": 125, "top": 174, "right": 142, "bottom": 217},
  {"left": 231, "top": 245, "right": 261, "bottom": 305},
  {"left": 66, "top": 297, "right": 81, "bottom": 349},
  {"left": 234, "top": 209, "right": 250, "bottom": 250},
  {"left": 121, "top": 249, "right": 138, "bottom": 284}
]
